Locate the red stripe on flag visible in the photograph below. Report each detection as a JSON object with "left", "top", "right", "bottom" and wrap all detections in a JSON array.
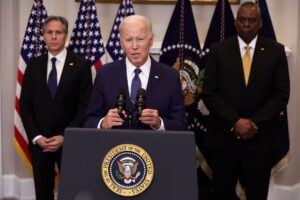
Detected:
[
  {"left": 15, "top": 97, "right": 20, "bottom": 115},
  {"left": 18, "top": 69, "right": 24, "bottom": 85},
  {"left": 94, "top": 60, "right": 102, "bottom": 69}
]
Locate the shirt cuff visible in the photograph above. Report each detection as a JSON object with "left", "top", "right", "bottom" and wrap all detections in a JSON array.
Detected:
[
  {"left": 151, "top": 117, "right": 165, "bottom": 131},
  {"left": 97, "top": 118, "right": 105, "bottom": 129},
  {"left": 32, "top": 135, "right": 43, "bottom": 144}
]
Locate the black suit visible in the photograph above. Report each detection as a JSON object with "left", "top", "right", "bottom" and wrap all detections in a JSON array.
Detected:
[
  {"left": 203, "top": 35, "right": 290, "bottom": 199},
  {"left": 20, "top": 50, "right": 92, "bottom": 200}
]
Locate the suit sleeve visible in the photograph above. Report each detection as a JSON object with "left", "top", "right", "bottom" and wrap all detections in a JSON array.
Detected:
[
  {"left": 161, "top": 72, "right": 188, "bottom": 131},
  {"left": 19, "top": 62, "right": 40, "bottom": 142},
  {"left": 251, "top": 45, "right": 290, "bottom": 125},
  {"left": 84, "top": 69, "right": 107, "bottom": 128},
  {"left": 68, "top": 59, "right": 93, "bottom": 127}
]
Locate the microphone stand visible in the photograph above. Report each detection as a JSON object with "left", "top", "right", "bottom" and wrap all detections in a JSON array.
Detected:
[{"left": 126, "top": 109, "right": 133, "bottom": 129}]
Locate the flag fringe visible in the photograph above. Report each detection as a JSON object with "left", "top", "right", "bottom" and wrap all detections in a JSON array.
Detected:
[
  {"left": 271, "top": 151, "right": 291, "bottom": 176},
  {"left": 13, "top": 137, "right": 33, "bottom": 174},
  {"left": 196, "top": 145, "right": 213, "bottom": 179}
]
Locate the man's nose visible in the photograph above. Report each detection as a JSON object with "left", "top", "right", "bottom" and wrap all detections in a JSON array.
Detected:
[
  {"left": 244, "top": 19, "right": 250, "bottom": 26},
  {"left": 132, "top": 40, "right": 138, "bottom": 48},
  {"left": 51, "top": 32, "right": 57, "bottom": 38}
]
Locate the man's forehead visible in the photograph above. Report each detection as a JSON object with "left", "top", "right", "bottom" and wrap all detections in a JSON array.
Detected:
[{"left": 45, "top": 21, "right": 64, "bottom": 27}]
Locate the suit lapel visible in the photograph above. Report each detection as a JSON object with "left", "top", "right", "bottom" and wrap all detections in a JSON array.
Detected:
[
  {"left": 146, "top": 59, "right": 161, "bottom": 102},
  {"left": 41, "top": 55, "right": 49, "bottom": 86},
  {"left": 230, "top": 37, "right": 247, "bottom": 88},
  {"left": 39, "top": 54, "right": 54, "bottom": 99},
  {"left": 55, "top": 51, "right": 75, "bottom": 98},
  {"left": 248, "top": 36, "right": 266, "bottom": 86},
  {"left": 116, "top": 60, "right": 131, "bottom": 108}
]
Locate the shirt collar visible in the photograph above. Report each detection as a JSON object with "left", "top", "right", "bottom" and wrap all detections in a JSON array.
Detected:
[
  {"left": 48, "top": 48, "right": 67, "bottom": 63},
  {"left": 126, "top": 56, "right": 151, "bottom": 76},
  {"left": 237, "top": 35, "right": 258, "bottom": 50}
]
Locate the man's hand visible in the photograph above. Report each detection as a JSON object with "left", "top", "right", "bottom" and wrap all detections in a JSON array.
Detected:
[
  {"left": 36, "top": 135, "right": 64, "bottom": 152},
  {"left": 101, "top": 108, "right": 125, "bottom": 129},
  {"left": 139, "top": 108, "right": 161, "bottom": 129},
  {"left": 234, "top": 118, "right": 258, "bottom": 140}
]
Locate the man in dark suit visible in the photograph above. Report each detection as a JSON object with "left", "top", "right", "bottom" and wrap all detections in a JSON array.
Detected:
[
  {"left": 84, "top": 15, "right": 187, "bottom": 131},
  {"left": 203, "top": 2, "right": 290, "bottom": 200},
  {"left": 20, "top": 16, "right": 92, "bottom": 200}
]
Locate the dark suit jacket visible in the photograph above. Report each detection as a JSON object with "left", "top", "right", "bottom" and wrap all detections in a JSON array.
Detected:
[
  {"left": 203, "top": 35, "right": 290, "bottom": 150},
  {"left": 20, "top": 50, "right": 92, "bottom": 145},
  {"left": 84, "top": 58, "right": 187, "bottom": 131}
]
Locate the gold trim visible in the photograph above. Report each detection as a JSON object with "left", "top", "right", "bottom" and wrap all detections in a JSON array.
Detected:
[
  {"left": 76, "top": 0, "right": 240, "bottom": 5},
  {"left": 102, "top": 144, "right": 154, "bottom": 197}
]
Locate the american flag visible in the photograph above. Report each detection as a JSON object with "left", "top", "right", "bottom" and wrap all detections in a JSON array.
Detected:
[
  {"left": 105, "top": 0, "right": 135, "bottom": 62},
  {"left": 13, "top": 0, "right": 48, "bottom": 172},
  {"left": 68, "top": 0, "right": 105, "bottom": 79}
]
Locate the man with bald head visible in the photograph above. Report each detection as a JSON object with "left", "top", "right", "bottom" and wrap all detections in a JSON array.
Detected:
[
  {"left": 84, "top": 15, "right": 187, "bottom": 131},
  {"left": 203, "top": 1, "right": 289, "bottom": 199}
]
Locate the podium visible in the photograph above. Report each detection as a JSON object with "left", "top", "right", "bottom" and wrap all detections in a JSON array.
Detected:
[{"left": 58, "top": 128, "right": 198, "bottom": 200}]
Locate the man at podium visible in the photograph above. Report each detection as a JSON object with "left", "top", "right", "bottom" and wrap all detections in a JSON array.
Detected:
[{"left": 84, "top": 15, "right": 187, "bottom": 131}]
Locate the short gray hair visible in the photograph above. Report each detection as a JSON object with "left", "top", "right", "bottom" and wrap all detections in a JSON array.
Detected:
[
  {"left": 119, "top": 15, "right": 153, "bottom": 37},
  {"left": 238, "top": 1, "right": 261, "bottom": 18},
  {"left": 43, "top": 15, "right": 68, "bottom": 34}
]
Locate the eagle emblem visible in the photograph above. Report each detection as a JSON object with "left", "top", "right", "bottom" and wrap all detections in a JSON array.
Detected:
[
  {"left": 116, "top": 157, "right": 140, "bottom": 184},
  {"left": 102, "top": 144, "right": 154, "bottom": 196}
]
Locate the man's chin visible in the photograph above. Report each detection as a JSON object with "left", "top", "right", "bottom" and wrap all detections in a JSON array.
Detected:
[{"left": 129, "top": 58, "right": 142, "bottom": 66}]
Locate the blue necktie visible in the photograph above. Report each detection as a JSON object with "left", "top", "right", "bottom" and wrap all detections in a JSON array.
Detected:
[
  {"left": 131, "top": 68, "right": 141, "bottom": 103},
  {"left": 48, "top": 57, "right": 57, "bottom": 98}
]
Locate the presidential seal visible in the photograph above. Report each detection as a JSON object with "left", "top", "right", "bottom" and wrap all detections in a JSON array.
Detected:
[{"left": 101, "top": 144, "right": 154, "bottom": 197}]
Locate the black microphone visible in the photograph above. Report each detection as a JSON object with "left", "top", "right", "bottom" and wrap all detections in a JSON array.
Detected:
[
  {"left": 116, "top": 89, "right": 126, "bottom": 119},
  {"left": 135, "top": 88, "right": 146, "bottom": 118}
]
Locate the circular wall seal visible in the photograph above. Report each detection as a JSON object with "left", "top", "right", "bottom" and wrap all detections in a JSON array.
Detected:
[{"left": 101, "top": 144, "right": 154, "bottom": 197}]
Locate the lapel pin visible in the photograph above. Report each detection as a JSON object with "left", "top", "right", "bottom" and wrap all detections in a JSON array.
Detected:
[
  {"left": 154, "top": 75, "right": 159, "bottom": 79},
  {"left": 260, "top": 48, "right": 265, "bottom": 51},
  {"left": 69, "top": 62, "right": 74, "bottom": 66}
]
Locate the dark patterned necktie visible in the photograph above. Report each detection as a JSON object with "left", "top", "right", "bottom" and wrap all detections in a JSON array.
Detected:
[
  {"left": 48, "top": 57, "right": 57, "bottom": 98},
  {"left": 131, "top": 68, "right": 142, "bottom": 103}
]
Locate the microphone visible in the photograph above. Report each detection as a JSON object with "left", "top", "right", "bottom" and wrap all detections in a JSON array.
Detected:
[
  {"left": 116, "top": 89, "right": 126, "bottom": 119},
  {"left": 135, "top": 88, "right": 146, "bottom": 118}
]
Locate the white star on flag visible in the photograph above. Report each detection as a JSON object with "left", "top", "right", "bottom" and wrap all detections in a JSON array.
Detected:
[
  {"left": 68, "top": 0, "right": 105, "bottom": 80},
  {"left": 106, "top": 0, "right": 135, "bottom": 62}
]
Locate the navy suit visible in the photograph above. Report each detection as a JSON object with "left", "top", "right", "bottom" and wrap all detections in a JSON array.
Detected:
[
  {"left": 84, "top": 58, "right": 187, "bottom": 131},
  {"left": 203, "top": 35, "right": 290, "bottom": 199},
  {"left": 20, "top": 50, "right": 92, "bottom": 200}
]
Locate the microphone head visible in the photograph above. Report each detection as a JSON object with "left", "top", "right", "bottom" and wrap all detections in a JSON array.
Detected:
[
  {"left": 116, "top": 88, "right": 126, "bottom": 102},
  {"left": 136, "top": 88, "right": 146, "bottom": 100},
  {"left": 118, "top": 88, "right": 126, "bottom": 97},
  {"left": 135, "top": 89, "right": 146, "bottom": 117},
  {"left": 116, "top": 88, "right": 126, "bottom": 120}
]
